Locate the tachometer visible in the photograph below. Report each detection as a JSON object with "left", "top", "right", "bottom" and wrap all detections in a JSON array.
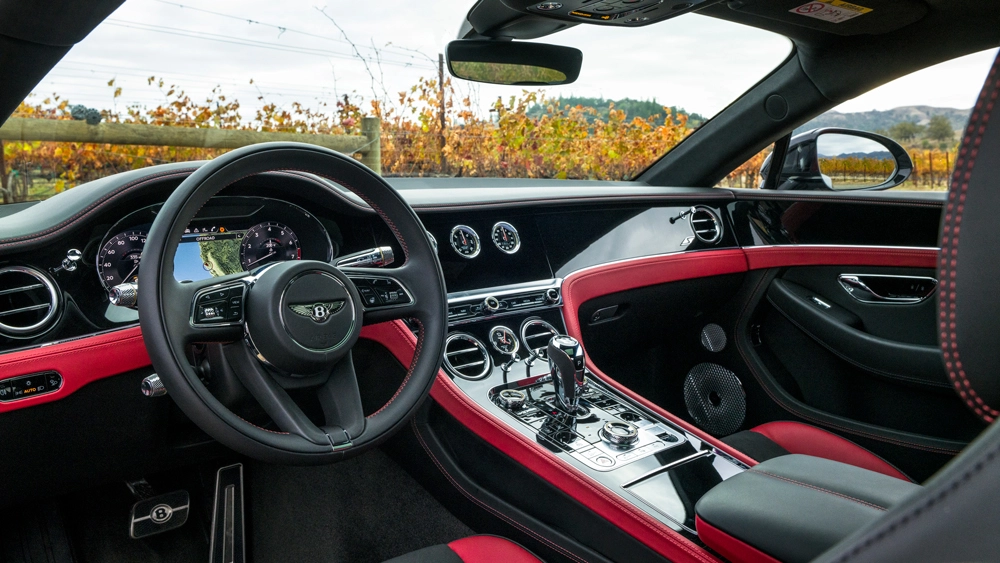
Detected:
[
  {"left": 239, "top": 221, "right": 301, "bottom": 271},
  {"left": 97, "top": 230, "right": 147, "bottom": 289},
  {"left": 491, "top": 222, "right": 520, "bottom": 254},
  {"left": 450, "top": 225, "right": 480, "bottom": 259}
]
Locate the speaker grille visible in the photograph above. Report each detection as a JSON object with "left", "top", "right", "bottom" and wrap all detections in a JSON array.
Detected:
[
  {"left": 683, "top": 363, "right": 745, "bottom": 436},
  {"left": 700, "top": 323, "right": 727, "bottom": 352}
]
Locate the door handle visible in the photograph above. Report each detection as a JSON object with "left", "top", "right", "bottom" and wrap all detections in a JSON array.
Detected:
[{"left": 837, "top": 274, "right": 938, "bottom": 304}]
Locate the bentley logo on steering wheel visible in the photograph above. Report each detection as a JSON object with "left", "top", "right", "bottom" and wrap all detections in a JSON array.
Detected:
[{"left": 288, "top": 301, "right": 344, "bottom": 323}]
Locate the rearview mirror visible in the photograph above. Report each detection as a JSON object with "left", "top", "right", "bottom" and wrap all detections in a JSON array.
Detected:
[
  {"left": 760, "top": 128, "right": 913, "bottom": 191},
  {"left": 446, "top": 40, "right": 582, "bottom": 86}
]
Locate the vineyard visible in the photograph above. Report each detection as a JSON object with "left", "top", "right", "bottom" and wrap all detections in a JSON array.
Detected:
[
  {"left": 0, "top": 77, "right": 691, "bottom": 203},
  {"left": 0, "top": 76, "right": 960, "bottom": 203}
]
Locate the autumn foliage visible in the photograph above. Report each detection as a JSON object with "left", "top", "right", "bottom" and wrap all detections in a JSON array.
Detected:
[{"left": 1, "top": 76, "right": 694, "bottom": 202}]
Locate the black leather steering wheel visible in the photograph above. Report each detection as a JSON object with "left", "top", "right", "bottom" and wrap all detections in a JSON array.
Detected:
[{"left": 138, "top": 142, "right": 447, "bottom": 464}]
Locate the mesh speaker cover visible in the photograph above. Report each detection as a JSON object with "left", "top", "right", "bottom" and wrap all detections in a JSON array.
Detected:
[
  {"left": 683, "top": 362, "right": 745, "bottom": 436},
  {"left": 700, "top": 323, "right": 727, "bottom": 352}
]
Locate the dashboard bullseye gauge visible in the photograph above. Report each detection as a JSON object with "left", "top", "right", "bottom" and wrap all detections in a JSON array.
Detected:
[
  {"left": 489, "top": 325, "right": 520, "bottom": 355},
  {"left": 97, "top": 230, "right": 147, "bottom": 290},
  {"left": 450, "top": 225, "right": 481, "bottom": 259},
  {"left": 239, "top": 221, "right": 300, "bottom": 271},
  {"left": 492, "top": 221, "right": 520, "bottom": 254}
]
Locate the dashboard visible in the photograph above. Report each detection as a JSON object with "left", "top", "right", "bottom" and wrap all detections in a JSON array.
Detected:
[{"left": 97, "top": 196, "right": 333, "bottom": 290}]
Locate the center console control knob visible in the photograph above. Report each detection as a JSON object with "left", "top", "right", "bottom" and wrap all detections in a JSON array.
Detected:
[
  {"left": 483, "top": 295, "right": 500, "bottom": 313},
  {"left": 545, "top": 288, "right": 560, "bottom": 304},
  {"left": 495, "top": 389, "right": 527, "bottom": 410},
  {"left": 600, "top": 421, "right": 639, "bottom": 447}
]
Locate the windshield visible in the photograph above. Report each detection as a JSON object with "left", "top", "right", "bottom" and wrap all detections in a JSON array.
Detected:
[{"left": 0, "top": 1, "right": 790, "bottom": 203}]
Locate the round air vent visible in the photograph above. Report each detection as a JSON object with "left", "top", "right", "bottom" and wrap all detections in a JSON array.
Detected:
[
  {"left": 443, "top": 332, "right": 492, "bottom": 380},
  {"left": 519, "top": 317, "right": 559, "bottom": 359},
  {"left": 689, "top": 206, "right": 723, "bottom": 244},
  {"left": 0, "top": 266, "right": 60, "bottom": 337}
]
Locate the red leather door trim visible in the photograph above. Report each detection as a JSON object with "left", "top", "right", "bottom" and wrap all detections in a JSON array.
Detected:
[
  {"left": 360, "top": 321, "right": 722, "bottom": 563},
  {"left": 0, "top": 326, "right": 150, "bottom": 413},
  {"left": 695, "top": 515, "right": 783, "bottom": 563},
  {"left": 744, "top": 245, "right": 938, "bottom": 270}
]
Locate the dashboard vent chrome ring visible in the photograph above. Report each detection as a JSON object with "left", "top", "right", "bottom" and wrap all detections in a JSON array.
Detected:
[
  {"left": 689, "top": 206, "right": 723, "bottom": 244},
  {"left": 519, "top": 317, "right": 559, "bottom": 359},
  {"left": 0, "top": 266, "right": 60, "bottom": 337},
  {"left": 443, "top": 332, "right": 493, "bottom": 380}
]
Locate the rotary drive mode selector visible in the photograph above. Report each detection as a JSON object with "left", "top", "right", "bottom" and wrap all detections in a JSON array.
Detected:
[
  {"left": 600, "top": 421, "right": 639, "bottom": 447},
  {"left": 495, "top": 389, "right": 527, "bottom": 410}
]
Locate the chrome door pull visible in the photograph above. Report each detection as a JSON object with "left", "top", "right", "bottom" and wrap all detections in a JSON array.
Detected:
[{"left": 837, "top": 274, "right": 937, "bottom": 304}]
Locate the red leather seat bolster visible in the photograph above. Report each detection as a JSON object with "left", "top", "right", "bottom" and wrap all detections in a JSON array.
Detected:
[
  {"left": 447, "top": 536, "right": 542, "bottom": 563},
  {"left": 751, "top": 421, "right": 912, "bottom": 481},
  {"left": 695, "top": 516, "right": 782, "bottom": 563}
]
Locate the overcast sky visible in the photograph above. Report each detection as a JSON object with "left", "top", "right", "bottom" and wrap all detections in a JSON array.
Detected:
[{"left": 27, "top": 0, "right": 999, "bottom": 121}]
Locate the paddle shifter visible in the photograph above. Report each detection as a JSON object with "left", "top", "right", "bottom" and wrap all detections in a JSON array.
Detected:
[{"left": 548, "top": 335, "right": 586, "bottom": 413}]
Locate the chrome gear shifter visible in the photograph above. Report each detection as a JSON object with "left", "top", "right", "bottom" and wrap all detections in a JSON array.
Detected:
[{"left": 548, "top": 335, "right": 586, "bottom": 413}]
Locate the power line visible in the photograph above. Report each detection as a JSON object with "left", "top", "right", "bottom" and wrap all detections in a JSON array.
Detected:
[
  {"left": 148, "top": 0, "right": 435, "bottom": 62},
  {"left": 104, "top": 19, "right": 438, "bottom": 71}
]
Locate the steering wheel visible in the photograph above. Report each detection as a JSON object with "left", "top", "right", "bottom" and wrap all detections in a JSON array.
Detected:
[{"left": 137, "top": 143, "right": 447, "bottom": 464}]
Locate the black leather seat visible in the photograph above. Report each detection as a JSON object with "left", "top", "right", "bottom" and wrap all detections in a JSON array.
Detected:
[{"left": 384, "top": 535, "right": 543, "bottom": 563}]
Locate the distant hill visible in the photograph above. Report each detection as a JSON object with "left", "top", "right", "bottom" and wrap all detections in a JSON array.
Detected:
[
  {"left": 795, "top": 106, "right": 970, "bottom": 135},
  {"left": 527, "top": 96, "right": 705, "bottom": 127}
]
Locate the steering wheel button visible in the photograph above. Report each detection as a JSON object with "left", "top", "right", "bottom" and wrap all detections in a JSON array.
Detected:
[{"left": 357, "top": 286, "right": 381, "bottom": 307}]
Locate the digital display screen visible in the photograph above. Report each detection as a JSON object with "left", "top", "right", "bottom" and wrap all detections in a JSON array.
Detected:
[{"left": 173, "top": 226, "right": 247, "bottom": 283}]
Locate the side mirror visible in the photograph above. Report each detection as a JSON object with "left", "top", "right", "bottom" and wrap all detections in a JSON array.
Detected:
[
  {"left": 446, "top": 40, "right": 582, "bottom": 86},
  {"left": 760, "top": 128, "right": 913, "bottom": 191}
]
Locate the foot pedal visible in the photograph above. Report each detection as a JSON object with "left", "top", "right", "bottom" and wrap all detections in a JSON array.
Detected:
[
  {"left": 210, "top": 464, "right": 246, "bottom": 563},
  {"left": 129, "top": 490, "right": 190, "bottom": 539}
]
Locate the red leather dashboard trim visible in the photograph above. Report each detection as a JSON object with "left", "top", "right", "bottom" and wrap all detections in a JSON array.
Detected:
[
  {"left": 744, "top": 245, "right": 938, "bottom": 270},
  {"left": 695, "top": 515, "right": 783, "bottom": 563},
  {"left": 360, "top": 321, "right": 723, "bottom": 563},
  {"left": 561, "top": 249, "right": 749, "bottom": 342},
  {"left": 0, "top": 326, "right": 150, "bottom": 413}
]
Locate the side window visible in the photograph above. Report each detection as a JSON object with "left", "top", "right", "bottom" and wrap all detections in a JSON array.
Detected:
[{"left": 720, "top": 48, "right": 998, "bottom": 191}]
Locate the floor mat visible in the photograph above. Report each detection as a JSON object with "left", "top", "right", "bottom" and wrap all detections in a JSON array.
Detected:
[{"left": 249, "top": 449, "right": 473, "bottom": 563}]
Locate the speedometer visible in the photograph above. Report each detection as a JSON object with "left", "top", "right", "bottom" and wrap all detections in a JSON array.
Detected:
[
  {"left": 239, "top": 221, "right": 301, "bottom": 271},
  {"left": 97, "top": 230, "right": 147, "bottom": 289}
]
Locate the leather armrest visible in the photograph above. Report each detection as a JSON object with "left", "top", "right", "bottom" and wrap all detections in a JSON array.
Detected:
[{"left": 694, "top": 455, "right": 920, "bottom": 563}]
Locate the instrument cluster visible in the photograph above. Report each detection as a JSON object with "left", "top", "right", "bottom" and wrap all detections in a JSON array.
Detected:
[{"left": 96, "top": 196, "right": 334, "bottom": 291}]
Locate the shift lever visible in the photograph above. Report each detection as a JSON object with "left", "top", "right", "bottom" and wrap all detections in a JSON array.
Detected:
[{"left": 548, "top": 335, "right": 586, "bottom": 413}]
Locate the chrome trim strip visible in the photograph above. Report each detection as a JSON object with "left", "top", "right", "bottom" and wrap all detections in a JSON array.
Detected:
[{"left": 620, "top": 450, "right": 714, "bottom": 489}]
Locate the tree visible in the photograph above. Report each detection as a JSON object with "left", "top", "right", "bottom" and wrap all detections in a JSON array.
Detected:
[
  {"left": 888, "top": 121, "right": 924, "bottom": 142},
  {"left": 925, "top": 114, "right": 955, "bottom": 143}
]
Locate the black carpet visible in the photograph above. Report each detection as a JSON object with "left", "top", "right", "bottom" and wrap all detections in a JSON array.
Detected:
[{"left": 248, "top": 449, "right": 474, "bottom": 563}]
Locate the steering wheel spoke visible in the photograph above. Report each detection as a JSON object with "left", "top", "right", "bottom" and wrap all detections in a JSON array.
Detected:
[
  {"left": 223, "top": 342, "right": 336, "bottom": 447},
  {"left": 165, "top": 273, "right": 250, "bottom": 344},
  {"left": 341, "top": 264, "right": 422, "bottom": 324}
]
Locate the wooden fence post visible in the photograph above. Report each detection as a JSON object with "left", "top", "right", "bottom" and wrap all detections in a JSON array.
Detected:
[{"left": 360, "top": 117, "right": 381, "bottom": 175}]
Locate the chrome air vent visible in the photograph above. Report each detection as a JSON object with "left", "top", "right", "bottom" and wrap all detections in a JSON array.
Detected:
[
  {"left": 443, "top": 333, "right": 492, "bottom": 380},
  {"left": 689, "top": 206, "right": 723, "bottom": 244},
  {"left": 519, "top": 317, "right": 559, "bottom": 359},
  {"left": 0, "top": 266, "right": 59, "bottom": 337}
]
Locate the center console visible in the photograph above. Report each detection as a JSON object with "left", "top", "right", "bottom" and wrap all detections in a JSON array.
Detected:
[{"left": 443, "top": 280, "right": 748, "bottom": 538}]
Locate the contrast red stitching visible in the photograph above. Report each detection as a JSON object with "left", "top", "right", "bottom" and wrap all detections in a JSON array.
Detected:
[
  {"left": 939, "top": 56, "right": 1000, "bottom": 423},
  {"left": 367, "top": 319, "right": 423, "bottom": 418},
  {"left": 749, "top": 470, "right": 888, "bottom": 511},
  {"left": 411, "top": 419, "right": 587, "bottom": 563}
]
